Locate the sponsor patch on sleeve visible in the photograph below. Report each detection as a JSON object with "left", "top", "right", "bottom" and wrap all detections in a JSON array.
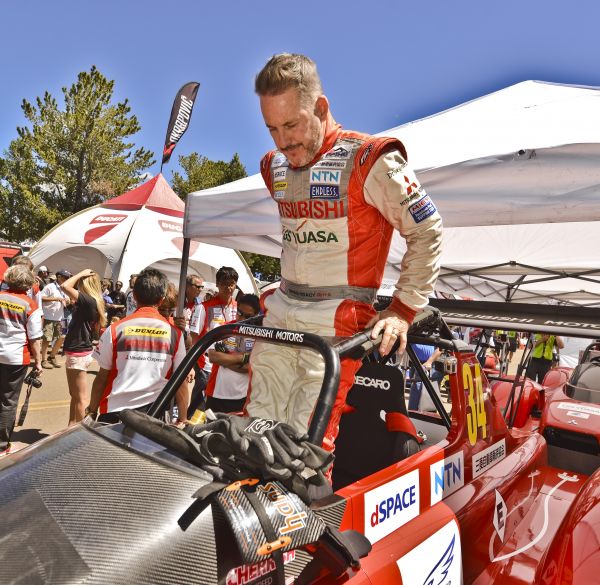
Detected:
[{"left": 408, "top": 194, "right": 437, "bottom": 223}]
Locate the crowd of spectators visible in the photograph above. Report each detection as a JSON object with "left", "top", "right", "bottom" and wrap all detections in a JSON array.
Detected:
[{"left": 0, "top": 260, "right": 260, "bottom": 455}]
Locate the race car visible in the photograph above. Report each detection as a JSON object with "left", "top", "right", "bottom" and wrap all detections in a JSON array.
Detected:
[{"left": 1, "top": 306, "right": 600, "bottom": 584}]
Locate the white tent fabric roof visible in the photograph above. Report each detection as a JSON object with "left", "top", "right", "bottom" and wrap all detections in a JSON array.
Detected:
[{"left": 184, "top": 81, "right": 600, "bottom": 305}]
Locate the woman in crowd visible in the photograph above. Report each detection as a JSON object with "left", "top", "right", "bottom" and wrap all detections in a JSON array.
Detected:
[
  {"left": 158, "top": 281, "right": 194, "bottom": 423},
  {"left": 61, "top": 269, "right": 106, "bottom": 424}
]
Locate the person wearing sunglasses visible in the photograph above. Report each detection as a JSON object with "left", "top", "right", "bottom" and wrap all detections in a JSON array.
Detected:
[{"left": 204, "top": 293, "right": 260, "bottom": 413}]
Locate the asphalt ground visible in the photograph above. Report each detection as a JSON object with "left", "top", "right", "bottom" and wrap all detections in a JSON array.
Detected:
[
  {"left": 10, "top": 357, "right": 99, "bottom": 452},
  {"left": 9, "top": 347, "right": 525, "bottom": 454}
]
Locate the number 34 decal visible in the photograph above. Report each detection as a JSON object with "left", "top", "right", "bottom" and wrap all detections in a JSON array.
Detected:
[{"left": 463, "top": 362, "right": 487, "bottom": 446}]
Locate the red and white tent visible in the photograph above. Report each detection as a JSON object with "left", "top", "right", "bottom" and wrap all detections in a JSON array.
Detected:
[{"left": 29, "top": 174, "right": 255, "bottom": 291}]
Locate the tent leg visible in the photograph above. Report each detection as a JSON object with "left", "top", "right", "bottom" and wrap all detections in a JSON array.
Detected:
[{"left": 177, "top": 238, "right": 191, "bottom": 317}]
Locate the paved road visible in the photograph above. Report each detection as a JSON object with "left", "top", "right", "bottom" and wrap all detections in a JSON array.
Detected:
[{"left": 11, "top": 357, "right": 99, "bottom": 452}]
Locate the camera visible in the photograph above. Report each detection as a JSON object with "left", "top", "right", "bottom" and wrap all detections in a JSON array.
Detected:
[{"left": 24, "top": 370, "right": 42, "bottom": 389}]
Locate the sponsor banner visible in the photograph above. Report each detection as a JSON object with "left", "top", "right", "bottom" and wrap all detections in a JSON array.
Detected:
[
  {"left": 359, "top": 143, "right": 373, "bottom": 166},
  {"left": 408, "top": 194, "right": 437, "bottom": 223},
  {"left": 354, "top": 375, "right": 391, "bottom": 390},
  {"left": 472, "top": 439, "right": 506, "bottom": 478},
  {"left": 364, "top": 469, "right": 419, "bottom": 544},
  {"left": 0, "top": 299, "right": 24, "bottom": 313},
  {"left": 309, "top": 184, "right": 340, "bottom": 200},
  {"left": 277, "top": 199, "right": 346, "bottom": 220},
  {"left": 429, "top": 299, "right": 600, "bottom": 336},
  {"left": 162, "top": 82, "right": 200, "bottom": 165},
  {"left": 216, "top": 480, "right": 325, "bottom": 565},
  {"left": 272, "top": 153, "right": 287, "bottom": 167},
  {"left": 159, "top": 220, "right": 183, "bottom": 233},
  {"left": 557, "top": 402, "right": 600, "bottom": 416},
  {"left": 124, "top": 326, "right": 169, "bottom": 338},
  {"left": 84, "top": 213, "right": 129, "bottom": 244},
  {"left": 273, "top": 167, "right": 287, "bottom": 180},
  {"left": 567, "top": 411, "right": 589, "bottom": 419},
  {"left": 226, "top": 551, "right": 296, "bottom": 585},
  {"left": 282, "top": 229, "right": 339, "bottom": 244},
  {"left": 309, "top": 169, "right": 341, "bottom": 184},
  {"left": 430, "top": 451, "right": 464, "bottom": 505},
  {"left": 313, "top": 159, "right": 347, "bottom": 169},
  {"left": 386, "top": 161, "right": 407, "bottom": 178},
  {"left": 274, "top": 180, "right": 287, "bottom": 200},
  {"left": 324, "top": 146, "right": 351, "bottom": 159},
  {"left": 90, "top": 214, "right": 127, "bottom": 225},
  {"left": 396, "top": 519, "right": 462, "bottom": 585},
  {"left": 493, "top": 489, "right": 507, "bottom": 542}
]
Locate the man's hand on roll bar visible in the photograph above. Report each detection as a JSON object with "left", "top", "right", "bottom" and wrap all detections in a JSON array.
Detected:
[{"left": 368, "top": 310, "right": 410, "bottom": 356}]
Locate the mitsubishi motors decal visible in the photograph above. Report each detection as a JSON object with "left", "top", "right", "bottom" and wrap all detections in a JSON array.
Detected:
[{"left": 84, "top": 214, "right": 127, "bottom": 244}]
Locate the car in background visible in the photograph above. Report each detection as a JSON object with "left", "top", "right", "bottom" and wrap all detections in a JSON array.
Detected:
[{"left": 0, "top": 241, "right": 24, "bottom": 279}]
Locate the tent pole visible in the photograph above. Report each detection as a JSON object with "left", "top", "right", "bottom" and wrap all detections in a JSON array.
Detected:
[{"left": 177, "top": 237, "right": 191, "bottom": 317}]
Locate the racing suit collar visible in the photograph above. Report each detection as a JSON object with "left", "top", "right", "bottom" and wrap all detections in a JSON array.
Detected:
[
  {"left": 289, "top": 117, "right": 341, "bottom": 170},
  {"left": 132, "top": 306, "right": 164, "bottom": 318}
]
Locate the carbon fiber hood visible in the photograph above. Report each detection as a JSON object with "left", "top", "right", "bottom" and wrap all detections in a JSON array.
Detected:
[{"left": 0, "top": 423, "right": 225, "bottom": 584}]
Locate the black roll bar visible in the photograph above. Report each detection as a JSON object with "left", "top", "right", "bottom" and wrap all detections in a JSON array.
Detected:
[{"left": 149, "top": 310, "right": 453, "bottom": 444}]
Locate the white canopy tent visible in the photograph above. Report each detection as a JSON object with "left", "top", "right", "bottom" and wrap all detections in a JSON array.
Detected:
[
  {"left": 29, "top": 174, "right": 256, "bottom": 292},
  {"left": 183, "top": 81, "right": 600, "bottom": 305}
]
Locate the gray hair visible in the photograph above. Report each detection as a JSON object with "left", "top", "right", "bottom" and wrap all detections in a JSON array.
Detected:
[
  {"left": 4, "top": 265, "right": 35, "bottom": 292},
  {"left": 11, "top": 256, "right": 34, "bottom": 271},
  {"left": 255, "top": 53, "right": 323, "bottom": 107}
]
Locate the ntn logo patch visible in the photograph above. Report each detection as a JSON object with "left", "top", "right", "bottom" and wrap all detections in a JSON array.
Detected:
[
  {"left": 430, "top": 451, "right": 464, "bottom": 505},
  {"left": 310, "top": 169, "right": 340, "bottom": 184}
]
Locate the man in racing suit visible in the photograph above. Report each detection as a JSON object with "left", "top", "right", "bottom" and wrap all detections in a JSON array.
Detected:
[{"left": 246, "top": 53, "right": 442, "bottom": 453}]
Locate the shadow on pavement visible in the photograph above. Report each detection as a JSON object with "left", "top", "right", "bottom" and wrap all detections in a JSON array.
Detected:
[{"left": 11, "top": 428, "right": 50, "bottom": 446}]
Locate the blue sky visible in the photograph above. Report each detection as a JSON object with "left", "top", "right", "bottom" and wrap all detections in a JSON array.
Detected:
[{"left": 1, "top": 0, "right": 599, "bottom": 178}]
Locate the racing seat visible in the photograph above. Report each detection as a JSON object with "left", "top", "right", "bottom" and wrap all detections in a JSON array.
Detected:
[{"left": 332, "top": 363, "right": 421, "bottom": 491}]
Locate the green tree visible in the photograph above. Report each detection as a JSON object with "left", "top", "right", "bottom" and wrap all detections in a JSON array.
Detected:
[
  {"left": 241, "top": 252, "right": 280, "bottom": 281},
  {"left": 0, "top": 66, "right": 154, "bottom": 240},
  {"left": 171, "top": 152, "right": 247, "bottom": 197},
  {"left": 172, "top": 152, "right": 280, "bottom": 280}
]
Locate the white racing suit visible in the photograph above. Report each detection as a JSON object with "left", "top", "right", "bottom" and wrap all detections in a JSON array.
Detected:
[{"left": 246, "top": 123, "right": 443, "bottom": 453}]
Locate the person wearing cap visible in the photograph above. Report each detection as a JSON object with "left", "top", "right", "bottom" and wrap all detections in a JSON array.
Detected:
[
  {"left": 109, "top": 280, "right": 127, "bottom": 320},
  {"left": 36, "top": 266, "right": 50, "bottom": 289},
  {"left": 40, "top": 269, "right": 72, "bottom": 368},
  {"left": 125, "top": 274, "right": 138, "bottom": 316}
]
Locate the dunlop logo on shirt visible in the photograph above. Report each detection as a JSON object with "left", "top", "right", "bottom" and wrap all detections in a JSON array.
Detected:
[
  {"left": 124, "top": 326, "right": 169, "bottom": 337},
  {"left": 0, "top": 300, "right": 24, "bottom": 313}
]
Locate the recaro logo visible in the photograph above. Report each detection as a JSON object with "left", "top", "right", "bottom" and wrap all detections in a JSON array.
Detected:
[{"left": 354, "top": 375, "right": 391, "bottom": 390}]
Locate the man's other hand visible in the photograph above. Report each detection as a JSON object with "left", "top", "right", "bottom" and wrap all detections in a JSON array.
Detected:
[{"left": 368, "top": 310, "right": 410, "bottom": 356}]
